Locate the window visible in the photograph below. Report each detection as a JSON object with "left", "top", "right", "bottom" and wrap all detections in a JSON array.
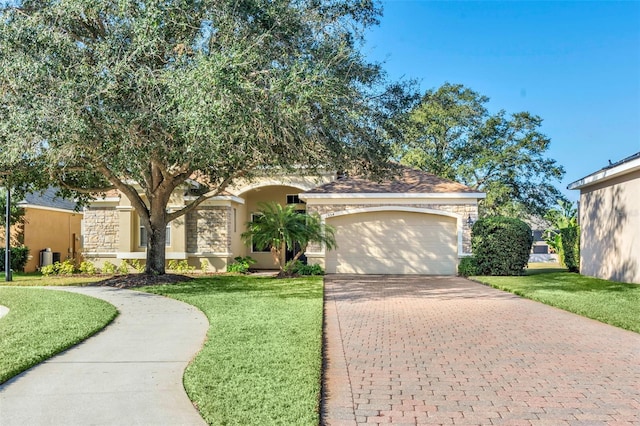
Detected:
[
  {"left": 139, "top": 225, "right": 171, "bottom": 247},
  {"left": 286, "top": 194, "right": 304, "bottom": 205}
]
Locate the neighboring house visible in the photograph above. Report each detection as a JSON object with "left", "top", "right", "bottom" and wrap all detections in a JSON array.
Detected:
[
  {"left": 568, "top": 152, "right": 640, "bottom": 284},
  {"left": 15, "top": 188, "right": 83, "bottom": 272},
  {"left": 82, "top": 168, "right": 485, "bottom": 275},
  {"left": 525, "top": 216, "right": 558, "bottom": 263}
]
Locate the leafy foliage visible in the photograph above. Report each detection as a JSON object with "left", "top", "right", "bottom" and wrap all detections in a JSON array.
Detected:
[
  {"left": 40, "top": 259, "right": 76, "bottom": 276},
  {"left": 167, "top": 260, "right": 195, "bottom": 273},
  {"left": 559, "top": 227, "right": 580, "bottom": 273},
  {"left": 472, "top": 216, "right": 533, "bottom": 276},
  {"left": 285, "top": 260, "right": 325, "bottom": 276},
  {"left": 242, "top": 202, "right": 336, "bottom": 274},
  {"left": 0, "top": 0, "right": 405, "bottom": 275},
  {"left": 543, "top": 199, "right": 578, "bottom": 267},
  {"left": 457, "top": 256, "right": 478, "bottom": 277},
  {"left": 0, "top": 246, "right": 30, "bottom": 272},
  {"left": 395, "top": 83, "right": 565, "bottom": 217},
  {"left": 226, "top": 256, "right": 256, "bottom": 274},
  {"left": 78, "top": 260, "right": 97, "bottom": 275},
  {"left": 102, "top": 261, "right": 116, "bottom": 275}
]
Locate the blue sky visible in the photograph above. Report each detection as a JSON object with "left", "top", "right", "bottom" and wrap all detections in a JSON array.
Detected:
[{"left": 363, "top": 0, "right": 640, "bottom": 200}]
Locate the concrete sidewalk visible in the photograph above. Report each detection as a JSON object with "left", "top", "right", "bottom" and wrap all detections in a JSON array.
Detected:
[
  {"left": 322, "top": 275, "right": 640, "bottom": 426},
  {"left": 0, "top": 286, "right": 208, "bottom": 426}
]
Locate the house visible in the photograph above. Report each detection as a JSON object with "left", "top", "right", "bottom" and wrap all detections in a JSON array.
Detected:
[
  {"left": 568, "top": 152, "right": 640, "bottom": 284},
  {"left": 82, "top": 168, "right": 485, "bottom": 275},
  {"left": 14, "top": 187, "right": 83, "bottom": 272},
  {"left": 525, "top": 216, "right": 558, "bottom": 263}
]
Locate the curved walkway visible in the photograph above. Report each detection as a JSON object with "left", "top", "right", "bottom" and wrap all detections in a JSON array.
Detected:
[
  {"left": 0, "top": 286, "right": 208, "bottom": 426},
  {"left": 322, "top": 275, "right": 640, "bottom": 426}
]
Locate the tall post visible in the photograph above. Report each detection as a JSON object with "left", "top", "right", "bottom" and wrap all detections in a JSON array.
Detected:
[{"left": 5, "top": 188, "right": 11, "bottom": 282}]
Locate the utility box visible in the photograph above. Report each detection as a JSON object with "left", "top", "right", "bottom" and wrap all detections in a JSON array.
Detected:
[{"left": 40, "top": 248, "right": 53, "bottom": 267}]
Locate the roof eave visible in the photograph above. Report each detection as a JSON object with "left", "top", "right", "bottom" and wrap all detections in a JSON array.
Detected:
[
  {"left": 567, "top": 156, "right": 640, "bottom": 190},
  {"left": 300, "top": 192, "right": 486, "bottom": 200}
]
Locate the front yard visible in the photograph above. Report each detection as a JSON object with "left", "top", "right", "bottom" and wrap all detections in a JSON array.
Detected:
[
  {"left": 473, "top": 267, "right": 640, "bottom": 333},
  {"left": 140, "top": 275, "right": 324, "bottom": 425},
  {"left": 0, "top": 287, "right": 117, "bottom": 383}
]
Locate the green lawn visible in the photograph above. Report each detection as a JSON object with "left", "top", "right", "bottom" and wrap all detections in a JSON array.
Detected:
[
  {"left": 0, "top": 272, "right": 103, "bottom": 286},
  {"left": 141, "top": 275, "right": 324, "bottom": 426},
  {"left": 473, "top": 271, "right": 640, "bottom": 333},
  {"left": 0, "top": 287, "right": 117, "bottom": 383}
]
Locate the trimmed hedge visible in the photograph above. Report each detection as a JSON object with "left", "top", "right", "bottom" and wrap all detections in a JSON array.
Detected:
[
  {"left": 457, "top": 256, "right": 478, "bottom": 277},
  {"left": 0, "top": 246, "right": 30, "bottom": 272},
  {"left": 472, "top": 216, "right": 533, "bottom": 276},
  {"left": 559, "top": 226, "right": 580, "bottom": 272}
]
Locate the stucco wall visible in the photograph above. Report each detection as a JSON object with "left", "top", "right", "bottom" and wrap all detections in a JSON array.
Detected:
[
  {"left": 20, "top": 208, "right": 83, "bottom": 272},
  {"left": 579, "top": 169, "right": 640, "bottom": 284}
]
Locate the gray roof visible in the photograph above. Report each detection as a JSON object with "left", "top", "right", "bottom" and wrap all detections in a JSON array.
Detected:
[{"left": 19, "top": 187, "right": 79, "bottom": 212}]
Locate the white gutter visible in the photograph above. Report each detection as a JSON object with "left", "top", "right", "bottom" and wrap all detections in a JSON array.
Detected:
[{"left": 568, "top": 155, "right": 640, "bottom": 190}]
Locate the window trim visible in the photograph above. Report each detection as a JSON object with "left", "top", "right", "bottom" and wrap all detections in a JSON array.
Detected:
[{"left": 139, "top": 224, "right": 171, "bottom": 248}]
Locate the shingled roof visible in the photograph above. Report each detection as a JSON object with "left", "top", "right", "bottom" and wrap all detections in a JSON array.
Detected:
[
  {"left": 304, "top": 167, "right": 478, "bottom": 194},
  {"left": 19, "top": 187, "right": 79, "bottom": 211}
]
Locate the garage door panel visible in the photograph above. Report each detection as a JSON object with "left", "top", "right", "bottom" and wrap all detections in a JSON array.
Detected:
[{"left": 326, "top": 211, "right": 457, "bottom": 275}]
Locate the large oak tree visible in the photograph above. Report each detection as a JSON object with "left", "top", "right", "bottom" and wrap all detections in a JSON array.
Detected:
[
  {"left": 395, "top": 83, "right": 565, "bottom": 217},
  {"left": 0, "top": 0, "right": 402, "bottom": 274}
]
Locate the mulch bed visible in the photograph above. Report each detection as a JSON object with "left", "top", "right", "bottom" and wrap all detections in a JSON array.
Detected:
[{"left": 89, "top": 273, "right": 193, "bottom": 289}]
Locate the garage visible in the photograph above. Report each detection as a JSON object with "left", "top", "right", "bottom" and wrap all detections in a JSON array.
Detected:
[{"left": 325, "top": 210, "right": 458, "bottom": 275}]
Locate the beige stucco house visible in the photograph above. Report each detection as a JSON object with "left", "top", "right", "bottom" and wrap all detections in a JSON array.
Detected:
[
  {"left": 568, "top": 152, "right": 640, "bottom": 284},
  {"left": 82, "top": 168, "right": 485, "bottom": 275}
]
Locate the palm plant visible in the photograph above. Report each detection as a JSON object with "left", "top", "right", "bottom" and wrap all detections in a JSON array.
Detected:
[
  {"left": 242, "top": 202, "right": 336, "bottom": 276},
  {"left": 543, "top": 199, "right": 578, "bottom": 266}
]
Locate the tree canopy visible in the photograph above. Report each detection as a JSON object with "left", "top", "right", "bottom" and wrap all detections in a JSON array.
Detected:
[
  {"left": 395, "top": 83, "right": 565, "bottom": 217},
  {"left": 0, "top": 0, "right": 403, "bottom": 274}
]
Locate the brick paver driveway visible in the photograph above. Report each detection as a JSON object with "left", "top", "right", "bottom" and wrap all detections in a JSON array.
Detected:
[{"left": 322, "top": 275, "right": 640, "bottom": 426}]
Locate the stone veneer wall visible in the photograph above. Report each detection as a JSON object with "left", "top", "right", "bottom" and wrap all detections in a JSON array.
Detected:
[
  {"left": 306, "top": 203, "right": 477, "bottom": 254},
  {"left": 82, "top": 207, "right": 119, "bottom": 253},
  {"left": 186, "top": 206, "right": 231, "bottom": 253}
]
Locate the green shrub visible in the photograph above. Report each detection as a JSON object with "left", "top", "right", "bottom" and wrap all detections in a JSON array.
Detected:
[
  {"left": 0, "top": 246, "right": 30, "bottom": 272},
  {"left": 117, "top": 260, "right": 129, "bottom": 274},
  {"left": 227, "top": 256, "right": 256, "bottom": 274},
  {"left": 285, "top": 260, "right": 324, "bottom": 276},
  {"left": 130, "top": 259, "right": 145, "bottom": 273},
  {"left": 200, "top": 259, "right": 210, "bottom": 273},
  {"left": 40, "top": 263, "right": 56, "bottom": 277},
  {"left": 78, "top": 260, "right": 97, "bottom": 275},
  {"left": 168, "top": 259, "right": 195, "bottom": 273},
  {"left": 559, "top": 226, "right": 580, "bottom": 272},
  {"left": 58, "top": 260, "right": 76, "bottom": 275},
  {"left": 102, "top": 261, "right": 116, "bottom": 275},
  {"left": 472, "top": 216, "right": 533, "bottom": 276},
  {"left": 457, "top": 257, "right": 478, "bottom": 277}
]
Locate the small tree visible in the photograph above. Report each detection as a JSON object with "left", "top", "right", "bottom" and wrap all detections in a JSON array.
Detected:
[
  {"left": 543, "top": 199, "right": 578, "bottom": 267},
  {"left": 472, "top": 216, "right": 533, "bottom": 276},
  {"left": 242, "top": 202, "right": 336, "bottom": 276}
]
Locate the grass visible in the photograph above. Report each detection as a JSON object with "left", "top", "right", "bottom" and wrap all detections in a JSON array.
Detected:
[
  {"left": 141, "top": 275, "right": 324, "bottom": 426},
  {"left": 0, "top": 287, "right": 118, "bottom": 383},
  {"left": 0, "top": 272, "right": 103, "bottom": 286},
  {"left": 473, "top": 268, "right": 640, "bottom": 333}
]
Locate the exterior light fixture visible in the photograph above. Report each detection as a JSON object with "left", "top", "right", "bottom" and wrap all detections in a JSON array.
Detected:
[{"left": 466, "top": 215, "right": 474, "bottom": 228}]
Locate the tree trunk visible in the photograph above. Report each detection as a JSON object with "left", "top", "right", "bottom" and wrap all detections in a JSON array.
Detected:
[{"left": 145, "top": 220, "right": 167, "bottom": 275}]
